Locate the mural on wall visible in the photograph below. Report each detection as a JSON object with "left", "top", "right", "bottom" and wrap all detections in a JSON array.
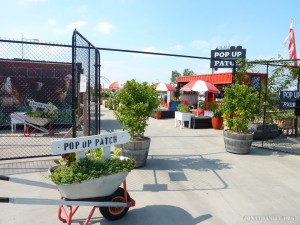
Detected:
[{"left": 0, "top": 60, "right": 72, "bottom": 125}]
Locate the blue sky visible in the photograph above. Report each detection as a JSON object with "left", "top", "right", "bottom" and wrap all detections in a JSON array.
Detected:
[{"left": 1, "top": 0, "right": 300, "bottom": 86}]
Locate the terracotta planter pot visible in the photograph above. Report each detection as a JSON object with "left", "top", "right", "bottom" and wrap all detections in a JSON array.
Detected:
[
  {"left": 155, "top": 112, "right": 162, "bottom": 119},
  {"left": 198, "top": 108, "right": 205, "bottom": 116},
  {"left": 211, "top": 117, "right": 223, "bottom": 129}
]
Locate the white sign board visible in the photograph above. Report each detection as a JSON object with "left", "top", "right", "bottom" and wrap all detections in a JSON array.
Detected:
[
  {"left": 51, "top": 131, "right": 130, "bottom": 155},
  {"left": 80, "top": 75, "right": 87, "bottom": 92},
  {"left": 29, "top": 100, "right": 58, "bottom": 112}
]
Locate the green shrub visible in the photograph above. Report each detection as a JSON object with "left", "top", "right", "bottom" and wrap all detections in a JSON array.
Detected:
[
  {"left": 177, "top": 104, "right": 190, "bottom": 113},
  {"left": 114, "top": 79, "right": 160, "bottom": 139},
  {"left": 50, "top": 157, "right": 135, "bottom": 185}
]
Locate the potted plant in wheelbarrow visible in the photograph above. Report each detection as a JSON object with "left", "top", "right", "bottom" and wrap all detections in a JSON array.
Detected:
[
  {"left": 25, "top": 100, "right": 58, "bottom": 126},
  {"left": 49, "top": 147, "right": 136, "bottom": 220},
  {"left": 114, "top": 79, "right": 160, "bottom": 167}
]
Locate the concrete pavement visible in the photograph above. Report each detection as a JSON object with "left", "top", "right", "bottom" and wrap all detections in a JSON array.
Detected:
[{"left": 0, "top": 106, "right": 300, "bottom": 225}]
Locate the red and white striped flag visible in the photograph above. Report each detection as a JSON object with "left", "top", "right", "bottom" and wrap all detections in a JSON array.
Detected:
[{"left": 283, "top": 20, "right": 298, "bottom": 67}]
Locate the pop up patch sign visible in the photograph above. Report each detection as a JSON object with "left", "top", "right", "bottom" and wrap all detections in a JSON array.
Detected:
[{"left": 210, "top": 46, "right": 246, "bottom": 69}]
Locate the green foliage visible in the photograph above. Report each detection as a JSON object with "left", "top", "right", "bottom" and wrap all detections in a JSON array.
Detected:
[
  {"left": 213, "top": 107, "right": 223, "bottom": 118},
  {"left": 182, "top": 68, "right": 195, "bottom": 76},
  {"left": 26, "top": 101, "right": 58, "bottom": 121},
  {"left": 273, "top": 111, "right": 295, "bottom": 120},
  {"left": 100, "top": 91, "right": 110, "bottom": 97},
  {"left": 114, "top": 79, "right": 160, "bottom": 139},
  {"left": 108, "top": 94, "right": 119, "bottom": 110},
  {"left": 50, "top": 157, "right": 135, "bottom": 185},
  {"left": 206, "top": 101, "right": 219, "bottom": 112},
  {"left": 170, "top": 68, "right": 195, "bottom": 83},
  {"left": 170, "top": 70, "right": 181, "bottom": 83},
  {"left": 198, "top": 101, "right": 205, "bottom": 109},
  {"left": 177, "top": 104, "right": 190, "bottom": 113},
  {"left": 222, "top": 84, "right": 258, "bottom": 133}
]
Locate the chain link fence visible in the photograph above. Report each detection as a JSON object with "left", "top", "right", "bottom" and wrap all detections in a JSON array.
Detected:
[{"left": 0, "top": 31, "right": 100, "bottom": 160}]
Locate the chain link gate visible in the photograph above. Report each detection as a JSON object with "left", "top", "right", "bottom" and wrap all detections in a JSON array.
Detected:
[
  {"left": 71, "top": 30, "right": 101, "bottom": 138},
  {"left": 0, "top": 30, "right": 100, "bottom": 160}
]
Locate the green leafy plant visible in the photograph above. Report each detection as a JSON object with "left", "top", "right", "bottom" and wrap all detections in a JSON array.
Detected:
[
  {"left": 114, "top": 79, "right": 160, "bottom": 140},
  {"left": 207, "top": 101, "right": 219, "bottom": 112},
  {"left": 273, "top": 111, "right": 295, "bottom": 120},
  {"left": 50, "top": 156, "right": 135, "bottom": 185},
  {"left": 176, "top": 104, "right": 190, "bottom": 113},
  {"left": 222, "top": 84, "right": 258, "bottom": 133},
  {"left": 213, "top": 107, "right": 223, "bottom": 118},
  {"left": 198, "top": 101, "right": 205, "bottom": 109},
  {"left": 26, "top": 100, "right": 58, "bottom": 121}
]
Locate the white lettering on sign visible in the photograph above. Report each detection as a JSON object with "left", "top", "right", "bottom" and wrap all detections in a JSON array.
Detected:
[
  {"left": 214, "top": 60, "right": 235, "bottom": 67},
  {"left": 210, "top": 46, "right": 246, "bottom": 69},
  {"left": 280, "top": 91, "right": 300, "bottom": 100},
  {"left": 29, "top": 100, "right": 58, "bottom": 112},
  {"left": 51, "top": 131, "right": 130, "bottom": 155},
  {"left": 281, "top": 101, "right": 296, "bottom": 108}
]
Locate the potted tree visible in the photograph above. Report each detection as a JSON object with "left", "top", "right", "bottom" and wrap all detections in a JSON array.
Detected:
[
  {"left": 222, "top": 72, "right": 259, "bottom": 154},
  {"left": 114, "top": 79, "right": 160, "bottom": 167}
]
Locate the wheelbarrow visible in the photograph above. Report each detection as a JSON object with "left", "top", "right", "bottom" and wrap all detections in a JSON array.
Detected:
[{"left": 0, "top": 174, "right": 135, "bottom": 224}]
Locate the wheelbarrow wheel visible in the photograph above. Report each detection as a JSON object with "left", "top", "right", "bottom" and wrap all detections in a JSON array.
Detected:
[{"left": 99, "top": 187, "right": 130, "bottom": 220}]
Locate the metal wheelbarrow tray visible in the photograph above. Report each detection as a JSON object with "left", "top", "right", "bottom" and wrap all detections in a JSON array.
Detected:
[{"left": 0, "top": 175, "right": 136, "bottom": 224}]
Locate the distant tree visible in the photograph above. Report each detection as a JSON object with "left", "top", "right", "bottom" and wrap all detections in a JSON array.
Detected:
[
  {"left": 170, "top": 70, "right": 181, "bottom": 83},
  {"left": 182, "top": 68, "right": 195, "bottom": 76}
]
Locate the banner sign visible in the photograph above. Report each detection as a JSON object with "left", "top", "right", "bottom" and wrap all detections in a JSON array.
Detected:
[
  {"left": 210, "top": 46, "right": 246, "bottom": 69},
  {"left": 280, "top": 91, "right": 300, "bottom": 100}
]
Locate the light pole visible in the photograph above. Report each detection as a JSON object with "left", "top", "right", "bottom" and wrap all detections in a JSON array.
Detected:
[{"left": 22, "top": 33, "right": 39, "bottom": 60}]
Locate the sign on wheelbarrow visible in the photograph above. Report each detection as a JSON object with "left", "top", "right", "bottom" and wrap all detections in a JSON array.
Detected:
[{"left": 52, "top": 131, "right": 130, "bottom": 158}]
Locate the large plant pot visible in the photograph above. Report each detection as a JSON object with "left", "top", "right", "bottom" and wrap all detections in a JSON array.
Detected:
[
  {"left": 120, "top": 137, "right": 151, "bottom": 168},
  {"left": 51, "top": 169, "right": 129, "bottom": 199},
  {"left": 223, "top": 130, "right": 253, "bottom": 154},
  {"left": 211, "top": 117, "right": 223, "bottom": 129}
]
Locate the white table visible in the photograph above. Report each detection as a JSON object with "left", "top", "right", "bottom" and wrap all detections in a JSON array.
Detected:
[
  {"left": 175, "top": 111, "right": 192, "bottom": 129},
  {"left": 10, "top": 112, "right": 26, "bottom": 133}
]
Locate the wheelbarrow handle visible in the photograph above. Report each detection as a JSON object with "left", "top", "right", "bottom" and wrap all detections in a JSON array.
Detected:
[
  {"left": 0, "top": 175, "right": 9, "bottom": 181},
  {"left": 0, "top": 197, "right": 9, "bottom": 203}
]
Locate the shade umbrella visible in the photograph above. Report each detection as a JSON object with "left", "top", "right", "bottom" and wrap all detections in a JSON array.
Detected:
[
  {"left": 181, "top": 80, "right": 219, "bottom": 116},
  {"left": 109, "top": 81, "right": 124, "bottom": 90},
  {"left": 153, "top": 82, "right": 176, "bottom": 92}
]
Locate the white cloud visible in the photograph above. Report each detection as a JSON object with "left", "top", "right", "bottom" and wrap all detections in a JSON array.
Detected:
[
  {"left": 48, "top": 19, "right": 57, "bottom": 27},
  {"left": 95, "top": 22, "right": 115, "bottom": 34},
  {"left": 170, "top": 44, "right": 184, "bottom": 51}
]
